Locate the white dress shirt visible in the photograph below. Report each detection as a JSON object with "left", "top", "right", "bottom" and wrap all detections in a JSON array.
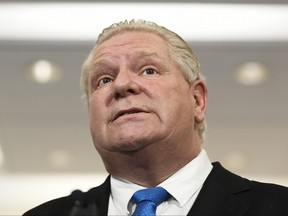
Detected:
[{"left": 108, "top": 148, "right": 213, "bottom": 215}]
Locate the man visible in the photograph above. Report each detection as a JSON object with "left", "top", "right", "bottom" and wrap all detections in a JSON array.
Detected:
[{"left": 24, "top": 20, "right": 288, "bottom": 216}]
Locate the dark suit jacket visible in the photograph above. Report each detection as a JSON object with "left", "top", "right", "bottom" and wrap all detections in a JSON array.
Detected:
[{"left": 23, "top": 162, "right": 288, "bottom": 215}]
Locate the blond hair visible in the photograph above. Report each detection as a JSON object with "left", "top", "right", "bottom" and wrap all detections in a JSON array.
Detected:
[{"left": 80, "top": 19, "right": 207, "bottom": 143}]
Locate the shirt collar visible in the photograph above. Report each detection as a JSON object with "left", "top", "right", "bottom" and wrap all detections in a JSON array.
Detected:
[
  {"left": 159, "top": 148, "right": 212, "bottom": 207},
  {"left": 110, "top": 148, "right": 212, "bottom": 213},
  {"left": 110, "top": 175, "right": 144, "bottom": 215}
]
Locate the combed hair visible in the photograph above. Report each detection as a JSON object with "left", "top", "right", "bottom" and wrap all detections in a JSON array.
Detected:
[{"left": 80, "top": 19, "right": 207, "bottom": 143}]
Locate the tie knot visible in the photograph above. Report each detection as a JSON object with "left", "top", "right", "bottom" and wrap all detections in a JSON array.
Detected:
[{"left": 132, "top": 187, "right": 170, "bottom": 206}]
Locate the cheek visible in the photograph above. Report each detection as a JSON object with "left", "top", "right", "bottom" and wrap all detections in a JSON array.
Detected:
[
  {"left": 88, "top": 97, "right": 106, "bottom": 127},
  {"left": 88, "top": 100, "right": 109, "bottom": 146},
  {"left": 89, "top": 85, "right": 114, "bottom": 108},
  {"left": 161, "top": 85, "right": 194, "bottom": 121}
]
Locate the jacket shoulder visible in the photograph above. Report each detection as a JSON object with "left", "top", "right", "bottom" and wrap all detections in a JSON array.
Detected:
[
  {"left": 23, "top": 194, "right": 74, "bottom": 216},
  {"left": 211, "top": 162, "right": 288, "bottom": 215},
  {"left": 23, "top": 176, "right": 111, "bottom": 216},
  {"left": 243, "top": 179, "right": 288, "bottom": 214}
]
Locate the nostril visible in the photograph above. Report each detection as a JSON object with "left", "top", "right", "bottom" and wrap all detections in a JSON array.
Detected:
[
  {"left": 113, "top": 80, "right": 141, "bottom": 99},
  {"left": 127, "top": 89, "right": 135, "bottom": 94},
  {"left": 114, "top": 92, "right": 121, "bottom": 99},
  {"left": 115, "top": 88, "right": 135, "bottom": 99}
]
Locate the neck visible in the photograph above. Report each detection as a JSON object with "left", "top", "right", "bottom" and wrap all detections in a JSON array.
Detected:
[{"left": 103, "top": 140, "right": 201, "bottom": 187}]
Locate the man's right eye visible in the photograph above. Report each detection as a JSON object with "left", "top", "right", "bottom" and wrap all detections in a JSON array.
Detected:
[
  {"left": 98, "top": 77, "right": 113, "bottom": 87},
  {"left": 99, "top": 77, "right": 113, "bottom": 86}
]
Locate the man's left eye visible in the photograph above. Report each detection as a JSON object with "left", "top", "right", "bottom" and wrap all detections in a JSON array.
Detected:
[{"left": 142, "top": 68, "right": 156, "bottom": 75}]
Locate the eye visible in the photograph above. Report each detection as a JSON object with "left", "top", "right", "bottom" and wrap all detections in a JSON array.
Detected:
[
  {"left": 142, "top": 68, "right": 157, "bottom": 75},
  {"left": 98, "top": 76, "right": 113, "bottom": 87}
]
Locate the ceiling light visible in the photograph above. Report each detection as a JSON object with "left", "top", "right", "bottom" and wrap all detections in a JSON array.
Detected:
[
  {"left": 0, "top": 143, "right": 5, "bottom": 169},
  {"left": 0, "top": 3, "right": 288, "bottom": 41},
  {"left": 235, "top": 62, "right": 268, "bottom": 86},
  {"left": 28, "top": 60, "right": 62, "bottom": 84},
  {"left": 222, "top": 151, "right": 248, "bottom": 171},
  {"left": 47, "top": 149, "right": 72, "bottom": 170}
]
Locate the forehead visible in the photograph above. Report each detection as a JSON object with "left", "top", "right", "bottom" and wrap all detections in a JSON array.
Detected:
[{"left": 93, "top": 31, "right": 170, "bottom": 59}]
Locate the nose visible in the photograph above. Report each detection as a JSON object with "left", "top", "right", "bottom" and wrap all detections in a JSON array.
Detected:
[{"left": 113, "top": 70, "right": 141, "bottom": 99}]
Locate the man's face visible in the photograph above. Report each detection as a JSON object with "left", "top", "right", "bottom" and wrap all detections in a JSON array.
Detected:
[{"left": 88, "top": 31, "right": 205, "bottom": 155}]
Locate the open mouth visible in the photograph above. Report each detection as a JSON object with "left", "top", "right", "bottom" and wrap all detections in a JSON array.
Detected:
[{"left": 113, "top": 108, "right": 148, "bottom": 121}]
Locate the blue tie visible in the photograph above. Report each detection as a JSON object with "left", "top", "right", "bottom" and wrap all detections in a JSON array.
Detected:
[{"left": 131, "top": 187, "right": 170, "bottom": 216}]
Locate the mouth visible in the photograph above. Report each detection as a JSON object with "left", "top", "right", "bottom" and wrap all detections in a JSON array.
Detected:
[{"left": 113, "top": 108, "right": 149, "bottom": 121}]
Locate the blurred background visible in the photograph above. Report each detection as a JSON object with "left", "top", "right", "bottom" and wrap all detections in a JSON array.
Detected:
[{"left": 1, "top": 0, "right": 288, "bottom": 215}]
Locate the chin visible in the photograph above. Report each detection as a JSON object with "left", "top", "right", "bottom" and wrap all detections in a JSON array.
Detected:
[
  {"left": 110, "top": 139, "right": 150, "bottom": 153},
  {"left": 95, "top": 130, "right": 165, "bottom": 153}
]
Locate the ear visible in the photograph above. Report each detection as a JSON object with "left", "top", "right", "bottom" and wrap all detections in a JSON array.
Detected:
[{"left": 191, "top": 80, "right": 207, "bottom": 124}]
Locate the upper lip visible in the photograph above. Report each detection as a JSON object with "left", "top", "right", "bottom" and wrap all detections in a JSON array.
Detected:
[{"left": 113, "top": 107, "right": 148, "bottom": 121}]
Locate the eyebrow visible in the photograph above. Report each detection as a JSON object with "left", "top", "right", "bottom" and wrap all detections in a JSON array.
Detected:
[
  {"left": 92, "top": 59, "right": 109, "bottom": 69},
  {"left": 133, "top": 51, "right": 165, "bottom": 60},
  {"left": 87, "top": 60, "right": 113, "bottom": 83},
  {"left": 90, "top": 50, "right": 166, "bottom": 75},
  {"left": 90, "top": 58, "right": 113, "bottom": 75}
]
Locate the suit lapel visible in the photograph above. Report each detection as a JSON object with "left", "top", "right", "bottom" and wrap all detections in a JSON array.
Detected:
[
  {"left": 86, "top": 176, "right": 111, "bottom": 215},
  {"left": 188, "top": 162, "right": 250, "bottom": 215}
]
